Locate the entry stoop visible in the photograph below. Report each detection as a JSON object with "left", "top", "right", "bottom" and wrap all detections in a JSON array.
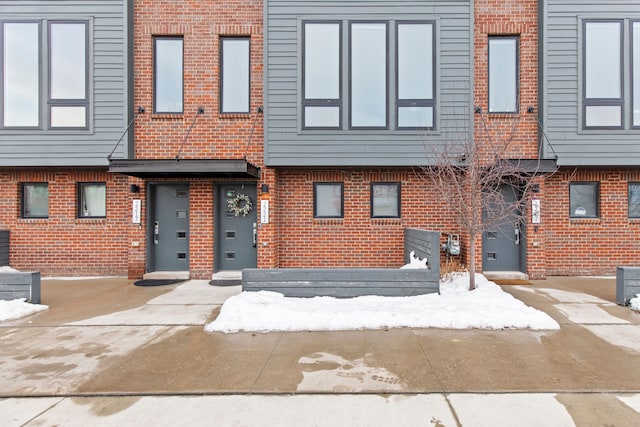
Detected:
[
  {"left": 143, "top": 271, "right": 190, "bottom": 280},
  {"left": 483, "top": 271, "right": 529, "bottom": 281},
  {"left": 210, "top": 270, "right": 242, "bottom": 287}
]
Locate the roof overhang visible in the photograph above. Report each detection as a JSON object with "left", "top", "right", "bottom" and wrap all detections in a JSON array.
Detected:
[{"left": 108, "top": 158, "right": 260, "bottom": 179}]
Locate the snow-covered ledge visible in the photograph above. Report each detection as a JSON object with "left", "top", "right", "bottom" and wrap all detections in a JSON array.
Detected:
[
  {"left": 0, "top": 267, "right": 41, "bottom": 304},
  {"left": 242, "top": 265, "right": 439, "bottom": 298}
]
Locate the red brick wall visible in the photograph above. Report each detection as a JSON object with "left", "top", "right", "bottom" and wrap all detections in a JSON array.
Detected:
[
  {"left": 132, "top": 0, "right": 265, "bottom": 278},
  {"left": 0, "top": 169, "right": 130, "bottom": 276},
  {"left": 189, "top": 181, "right": 214, "bottom": 278},
  {"left": 525, "top": 176, "right": 546, "bottom": 279},
  {"left": 257, "top": 167, "right": 279, "bottom": 269},
  {"left": 473, "top": 0, "right": 540, "bottom": 275},
  {"left": 276, "top": 169, "right": 459, "bottom": 269},
  {"left": 543, "top": 169, "right": 640, "bottom": 276},
  {"left": 134, "top": 0, "right": 263, "bottom": 162},
  {"left": 474, "top": 0, "right": 538, "bottom": 161}
]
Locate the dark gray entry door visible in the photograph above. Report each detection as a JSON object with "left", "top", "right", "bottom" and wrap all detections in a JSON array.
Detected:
[
  {"left": 482, "top": 185, "right": 523, "bottom": 271},
  {"left": 217, "top": 184, "right": 257, "bottom": 271},
  {"left": 150, "top": 184, "right": 189, "bottom": 271}
]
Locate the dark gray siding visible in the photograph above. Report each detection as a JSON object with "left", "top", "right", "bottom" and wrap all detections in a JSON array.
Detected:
[
  {"left": 264, "top": 0, "right": 472, "bottom": 167},
  {"left": 542, "top": 0, "right": 640, "bottom": 166},
  {"left": 0, "top": 230, "right": 8, "bottom": 266},
  {"left": 0, "top": 1, "right": 129, "bottom": 167}
]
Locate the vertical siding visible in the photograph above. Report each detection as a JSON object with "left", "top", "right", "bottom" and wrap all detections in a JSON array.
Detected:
[
  {"left": 543, "top": 0, "right": 640, "bottom": 166},
  {"left": 0, "top": 1, "right": 129, "bottom": 167},
  {"left": 265, "top": 0, "right": 472, "bottom": 166},
  {"left": 0, "top": 230, "right": 8, "bottom": 266}
]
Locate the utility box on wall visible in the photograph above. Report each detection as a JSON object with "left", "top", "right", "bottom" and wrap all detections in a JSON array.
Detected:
[
  {"left": 616, "top": 266, "right": 640, "bottom": 306},
  {"left": 0, "top": 230, "right": 8, "bottom": 266}
]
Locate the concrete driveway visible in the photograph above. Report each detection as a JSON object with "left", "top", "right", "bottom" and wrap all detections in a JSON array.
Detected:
[{"left": 0, "top": 276, "right": 639, "bottom": 426}]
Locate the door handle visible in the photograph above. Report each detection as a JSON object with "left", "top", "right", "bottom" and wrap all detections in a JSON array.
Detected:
[
  {"left": 252, "top": 222, "right": 257, "bottom": 247},
  {"left": 514, "top": 222, "right": 520, "bottom": 245},
  {"left": 154, "top": 221, "right": 159, "bottom": 244}
]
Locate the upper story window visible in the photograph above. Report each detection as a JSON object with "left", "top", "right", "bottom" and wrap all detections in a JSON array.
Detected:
[
  {"left": 1, "top": 20, "right": 88, "bottom": 130},
  {"left": 302, "top": 22, "right": 342, "bottom": 129},
  {"left": 302, "top": 20, "right": 435, "bottom": 131},
  {"left": 2, "top": 22, "right": 40, "bottom": 128},
  {"left": 49, "top": 22, "right": 88, "bottom": 128},
  {"left": 488, "top": 36, "right": 518, "bottom": 113},
  {"left": 350, "top": 22, "right": 388, "bottom": 129},
  {"left": 583, "top": 20, "right": 623, "bottom": 129},
  {"left": 397, "top": 22, "right": 435, "bottom": 129},
  {"left": 632, "top": 21, "right": 640, "bottom": 128},
  {"left": 220, "top": 37, "right": 250, "bottom": 114},
  {"left": 154, "top": 37, "right": 183, "bottom": 114}
]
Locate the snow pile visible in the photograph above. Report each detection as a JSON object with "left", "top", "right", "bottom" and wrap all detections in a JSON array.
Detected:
[
  {"left": 0, "top": 298, "right": 48, "bottom": 322},
  {"left": 400, "top": 251, "right": 428, "bottom": 269},
  {"left": 205, "top": 272, "right": 560, "bottom": 333},
  {"left": 631, "top": 295, "right": 640, "bottom": 312},
  {"left": 0, "top": 266, "right": 19, "bottom": 273}
]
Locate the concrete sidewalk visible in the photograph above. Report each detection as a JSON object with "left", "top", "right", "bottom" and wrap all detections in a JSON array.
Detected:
[{"left": 0, "top": 276, "right": 639, "bottom": 425}]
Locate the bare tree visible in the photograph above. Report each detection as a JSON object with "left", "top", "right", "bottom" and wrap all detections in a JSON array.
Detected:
[{"left": 419, "top": 110, "right": 555, "bottom": 290}]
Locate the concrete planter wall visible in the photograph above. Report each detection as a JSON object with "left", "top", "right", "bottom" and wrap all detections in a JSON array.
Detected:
[
  {"left": 242, "top": 228, "right": 441, "bottom": 298},
  {"left": 0, "top": 271, "right": 41, "bottom": 304},
  {"left": 616, "top": 266, "right": 640, "bottom": 306},
  {"left": 242, "top": 268, "right": 439, "bottom": 298}
]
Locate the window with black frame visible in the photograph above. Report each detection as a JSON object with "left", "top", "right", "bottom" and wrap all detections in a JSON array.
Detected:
[
  {"left": 583, "top": 20, "right": 623, "bottom": 129},
  {"left": 21, "top": 183, "right": 48, "bottom": 219},
  {"left": 2, "top": 22, "right": 40, "bottom": 128},
  {"left": 302, "top": 21, "right": 342, "bottom": 129},
  {"left": 396, "top": 22, "right": 435, "bottom": 128},
  {"left": 1, "top": 20, "right": 89, "bottom": 129},
  {"left": 220, "top": 37, "right": 250, "bottom": 114},
  {"left": 488, "top": 36, "right": 518, "bottom": 113},
  {"left": 371, "top": 182, "right": 400, "bottom": 218},
  {"left": 302, "top": 20, "right": 435, "bottom": 131},
  {"left": 49, "top": 22, "right": 89, "bottom": 128},
  {"left": 313, "top": 182, "right": 344, "bottom": 218},
  {"left": 350, "top": 21, "right": 388, "bottom": 129},
  {"left": 78, "top": 182, "right": 106, "bottom": 218},
  {"left": 629, "top": 183, "right": 640, "bottom": 218},
  {"left": 154, "top": 36, "right": 183, "bottom": 114},
  {"left": 569, "top": 182, "right": 599, "bottom": 218}
]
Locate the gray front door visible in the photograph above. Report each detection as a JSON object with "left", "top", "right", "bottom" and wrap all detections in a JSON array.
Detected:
[
  {"left": 482, "top": 184, "right": 524, "bottom": 271},
  {"left": 150, "top": 184, "right": 189, "bottom": 271},
  {"left": 217, "top": 184, "right": 257, "bottom": 271}
]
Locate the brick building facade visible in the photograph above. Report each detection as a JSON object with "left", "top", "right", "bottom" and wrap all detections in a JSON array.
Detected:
[{"left": 3, "top": 0, "right": 639, "bottom": 280}]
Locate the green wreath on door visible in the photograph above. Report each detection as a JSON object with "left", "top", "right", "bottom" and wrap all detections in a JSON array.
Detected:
[{"left": 227, "top": 193, "right": 253, "bottom": 217}]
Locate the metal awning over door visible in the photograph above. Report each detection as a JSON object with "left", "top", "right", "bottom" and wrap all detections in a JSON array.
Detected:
[{"left": 108, "top": 158, "right": 260, "bottom": 179}]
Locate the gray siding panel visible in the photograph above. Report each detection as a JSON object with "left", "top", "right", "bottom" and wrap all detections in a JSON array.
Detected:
[
  {"left": 543, "top": 0, "right": 640, "bottom": 166},
  {"left": 265, "top": 0, "right": 472, "bottom": 167},
  {"left": 0, "top": 230, "right": 8, "bottom": 266},
  {"left": 0, "top": 1, "right": 129, "bottom": 167}
]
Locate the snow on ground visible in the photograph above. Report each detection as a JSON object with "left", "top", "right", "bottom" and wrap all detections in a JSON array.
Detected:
[
  {"left": 0, "top": 298, "right": 48, "bottom": 322},
  {"left": 205, "top": 272, "right": 560, "bottom": 333},
  {"left": 631, "top": 295, "right": 640, "bottom": 312}
]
